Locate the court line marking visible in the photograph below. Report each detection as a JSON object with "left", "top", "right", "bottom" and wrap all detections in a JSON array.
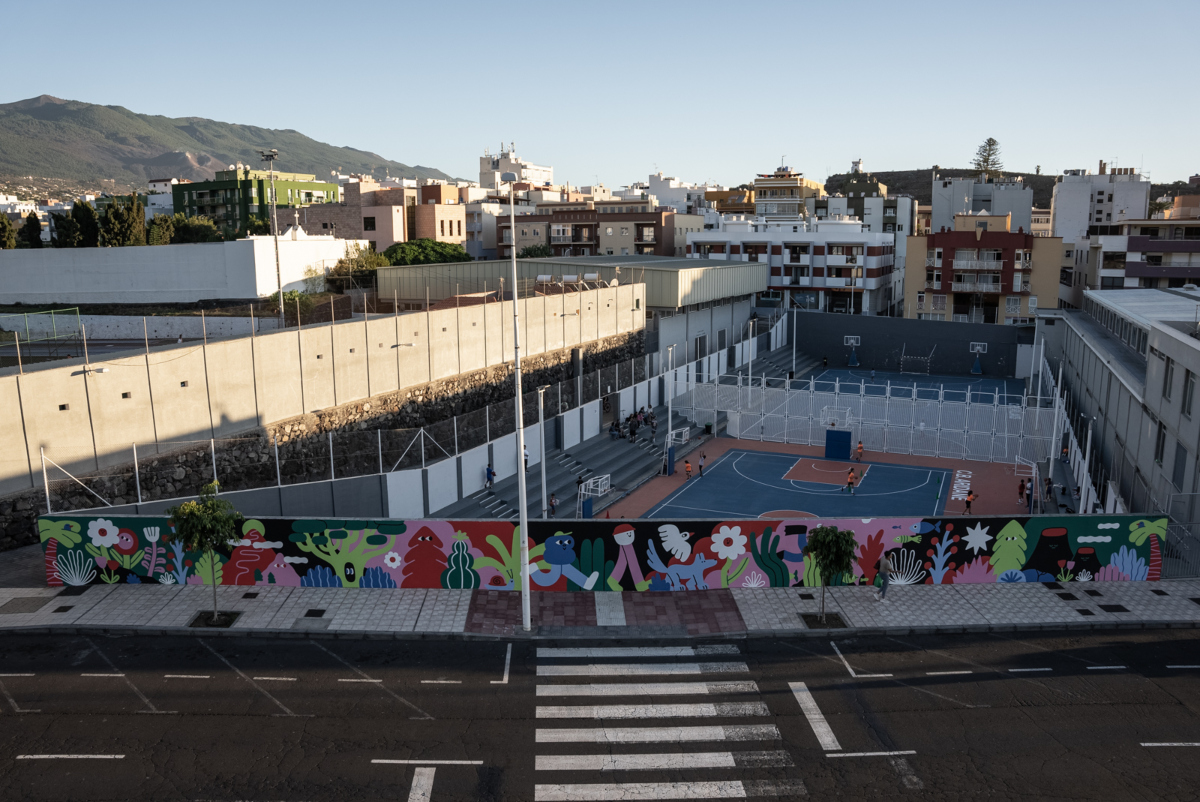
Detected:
[
  {"left": 17, "top": 754, "right": 124, "bottom": 760},
  {"left": 421, "top": 680, "right": 462, "bottom": 684},
  {"left": 1009, "top": 668, "right": 1053, "bottom": 673},
  {"left": 197, "top": 639, "right": 302, "bottom": 718},
  {"left": 372, "top": 759, "right": 483, "bottom": 765},
  {"left": 789, "top": 682, "right": 841, "bottom": 751},
  {"left": 1087, "top": 665, "right": 1126, "bottom": 671},
  {"left": 83, "top": 637, "right": 173, "bottom": 715},
  {"left": 829, "top": 642, "right": 892, "bottom": 678},
  {"left": 1141, "top": 743, "right": 1200, "bottom": 747},
  {"left": 309, "top": 641, "right": 434, "bottom": 720},
  {"left": 164, "top": 675, "right": 210, "bottom": 679},
  {"left": 926, "top": 670, "right": 972, "bottom": 676},
  {"left": 490, "top": 643, "right": 513, "bottom": 684},
  {"left": 731, "top": 454, "right": 944, "bottom": 499},
  {"left": 827, "top": 750, "right": 917, "bottom": 758}
]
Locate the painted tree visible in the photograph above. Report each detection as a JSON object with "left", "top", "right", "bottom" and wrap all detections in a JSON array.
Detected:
[
  {"left": 166, "top": 482, "right": 243, "bottom": 624},
  {"left": 989, "top": 520, "right": 1029, "bottom": 575},
  {"left": 18, "top": 212, "right": 42, "bottom": 248},
  {"left": 441, "top": 534, "right": 481, "bottom": 589},
  {"left": 972, "top": 138, "right": 1004, "bottom": 178},
  {"left": 288, "top": 520, "right": 403, "bottom": 588},
  {"left": 1128, "top": 518, "right": 1166, "bottom": 581},
  {"left": 803, "top": 525, "right": 859, "bottom": 623},
  {"left": 39, "top": 519, "right": 84, "bottom": 586}
]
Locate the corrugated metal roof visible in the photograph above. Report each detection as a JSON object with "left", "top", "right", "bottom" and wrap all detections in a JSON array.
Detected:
[{"left": 1086, "top": 288, "right": 1200, "bottom": 328}]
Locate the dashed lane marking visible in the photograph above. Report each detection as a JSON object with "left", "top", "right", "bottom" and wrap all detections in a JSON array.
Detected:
[
  {"left": 17, "top": 755, "right": 124, "bottom": 760},
  {"left": 827, "top": 751, "right": 917, "bottom": 758},
  {"left": 789, "top": 682, "right": 841, "bottom": 751},
  {"left": 339, "top": 679, "right": 383, "bottom": 683},
  {"left": 253, "top": 677, "right": 298, "bottom": 681},
  {"left": 310, "top": 641, "right": 433, "bottom": 721},
  {"left": 537, "top": 681, "right": 759, "bottom": 697},
  {"left": 1086, "top": 665, "right": 1126, "bottom": 671},
  {"left": 372, "top": 759, "right": 484, "bottom": 765},
  {"left": 421, "top": 680, "right": 462, "bottom": 684},
  {"left": 1167, "top": 665, "right": 1200, "bottom": 669},
  {"left": 1142, "top": 743, "right": 1200, "bottom": 747},
  {"left": 536, "top": 725, "right": 781, "bottom": 744},
  {"left": 535, "top": 751, "right": 793, "bottom": 771},
  {"left": 1009, "top": 668, "right": 1053, "bottom": 673},
  {"left": 537, "top": 646, "right": 740, "bottom": 659},
  {"left": 926, "top": 671, "right": 972, "bottom": 676},
  {"left": 164, "top": 675, "right": 210, "bottom": 679},
  {"left": 81, "top": 673, "right": 125, "bottom": 677},
  {"left": 490, "top": 643, "right": 513, "bottom": 685},
  {"left": 0, "top": 674, "right": 35, "bottom": 677},
  {"left": 533, "top": 780, "right": 808, "bottom": 800},
  {"left": 537, "top": 702, "right": 770, "bottom": 720},
  {"left": 538, "top": 662, "right": 749, "bottom": 677}
]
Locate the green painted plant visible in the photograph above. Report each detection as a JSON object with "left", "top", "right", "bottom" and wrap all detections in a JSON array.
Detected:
[
  {"left": 166, "top": 482, "right": 243, "bottom": 623},
  {"left": 570, "top": 538, "right": 610, "bottom": 591},
  {"left": 441, "top": 534, "right": 481, "bottom": 589},
  {"left": 288, "top": 520, "right": 404, "bottom": 588},
  {"left": 721, "top": 556, "right": 750, "bottom": 588},
  {"left": 748, "top": 527, "right": 788, "bottom": 587},
  {"left": 990, "top": 520, "right": 1028, "bottom": 575},
  {"left": 803, "top": 525, "right": 859, "bottom": 623},
  {"left": 474, "top": 526, "right": 546, "bottom": 590},
  {"left": 195, "top": 550, "right": 225, "bottom": 586}
]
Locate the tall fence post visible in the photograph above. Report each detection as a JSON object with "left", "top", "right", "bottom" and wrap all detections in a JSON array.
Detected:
[
  {"left": 453, "top": 416, "right": 459, "bottom": 455},
  {"left": 133, "top": 443, "right": 142, "bottom": 505},
  {"left": 274, "top": 434, "right": 282, "bottom": 487},
  {"left": 13, "top": 331, "right": 22, "bottom": 375},
  {"left": 41, "top": 447, "right": 51, "bottom": 514},
  {"left": 329, "top": 431, "right": 336, "bottom": 481},
  {"left": 210, "top": 439, "right": 218, "bottom": 489},
  {"left": 378, "top": 429, "right": 384, "bottom": 474}
]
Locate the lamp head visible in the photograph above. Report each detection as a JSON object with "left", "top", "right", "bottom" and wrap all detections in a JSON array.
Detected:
[{"left": 500, "top": 172, "right": 518, "bottom": 183}]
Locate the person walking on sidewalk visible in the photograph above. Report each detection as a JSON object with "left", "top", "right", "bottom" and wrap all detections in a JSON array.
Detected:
[
  {"left": 684, "top": 460, "right": 692, "bottom": 480},
  {"left": 485, "top": 464, "right": 495, "bottom": 489},
  {"left": 843, "top": 467, "right": 857, "bottom": 495},
  {"left": 548, "top": 493, "right": 557, "bottom": 517},
  {"left": 1017, "top": 479, "right": 1026, "bottom": 505},
  {"left": 1045, "top": 476, "right": 1054, "bottom": 506},
  {"left": 875, "top": 550, "right": 893, "bottom": 602},
  {"left": 964, "top": 488, "right": 976, "bottom": 515},
  {"left": 855, "top": 441, "right": 864, "bottom": 462},
  {"left": 524, "top": 445, "right": 530, "bottom": 472},
  {"left": 698, "top": 452, "right": 706, "bottom": 477}
]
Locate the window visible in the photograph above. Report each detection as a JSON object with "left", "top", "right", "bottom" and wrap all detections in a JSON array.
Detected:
[
  {"left": 620, "top": 227, "right": 629, "bottom": 236},
  {"left": 1174, "top": 441, "right": 1189, "bottom": 490},
  {"left": 58, "top": 403, "right": 69, "bottom": 411},
  {"left": 1185, "top": 370, "right": 1195, "bottom": 418},
  {"left": 1155, "top": 422, "right": 1167, "bottom": 464},
  {"left": 932, "top": 295, "right": 947, "bottom": 311},
  {"left": 1005, "top": 296, "right": 1020, "bottom": 314},
  {"left": 121, "top": 392, "right": 131, "bottom": 399},
  {"left": 1163, "top": 357, "right": 1175, "bottom": 401},
  {"left": 440, "top": 220, "right": 445, "bottom": 236},
  {"left": 606, "top": 227, "right": 613, "bottom": 236},
  {"left": 1028, "top": 296, "right": 1038, "bottom": 312}
]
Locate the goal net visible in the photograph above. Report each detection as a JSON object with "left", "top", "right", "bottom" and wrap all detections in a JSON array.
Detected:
[
  {"left": 899, "top": 344, "right": 935, "bottom": 375},
  {"left": 819, "top": 406, "right": 853, "bottom": 429}
]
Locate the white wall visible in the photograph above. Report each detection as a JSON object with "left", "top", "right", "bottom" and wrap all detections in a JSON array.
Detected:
[
  {"left": 0, "top": 236, "right": 364, "bottom": 304},
  {"left": 3, "top": 313, "right": 282, "bottom": 340}
]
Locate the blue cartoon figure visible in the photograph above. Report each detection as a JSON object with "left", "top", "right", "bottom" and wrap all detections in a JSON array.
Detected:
[{"left": 530, "top": 532, "right": 599, "bottom": 590}]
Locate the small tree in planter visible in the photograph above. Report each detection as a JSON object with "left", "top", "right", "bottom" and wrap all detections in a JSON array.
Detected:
[
  {"left": 803, "top": 525, "right": 859, "bottom": 623},
  {"left": 166, "top": 482, "right": 243, "bottom": 626}
]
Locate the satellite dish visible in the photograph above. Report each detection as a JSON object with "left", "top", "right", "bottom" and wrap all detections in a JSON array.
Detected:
[{"left": 228, "top": 164, "right": 235, "bottom": 170}]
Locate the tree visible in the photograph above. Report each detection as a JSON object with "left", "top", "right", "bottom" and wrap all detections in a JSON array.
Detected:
[
  {"left": 18, "top": 212, "right": 43, "bottom": 248},
  {"left": 147, "top": 214, "right": 175, "bottom": 246},
  {"left": 100, "top": 195, "right": 146, "bottom": 247},
  {"left": 517, "top": 243, "right": 553, "bottom": 259},
  {"left": 52, "top": 212, "right": 80, "bottom": 248},
  {"left": 0, "top": 214, "right": 18, "bottom": 249},
  {"left": 1035, "top": 165, "right": 1042, "bottom": 176},
  {"left": 71, "top": 199, "right": 100, "bottom": 247},
  {"left": 170, "top": 213, "right": 223, "bottom": 244},
  {"left": 803, "top": 525, "right": 859, "bottom": 623},
  {"left": 383, "top": 238, "right": 472, "bottom": 266},
  {"left": 165, "top": 482, "right": 243, "bottom": 625},
  {"left": 972, "top": 138, "right": 1003, "bottom": 178},
  {"left": 330, "top": 242, "right": 390, "bottom": 277},
  {"left": 237, "top": 215, "right": 271, "bottom": 237}
]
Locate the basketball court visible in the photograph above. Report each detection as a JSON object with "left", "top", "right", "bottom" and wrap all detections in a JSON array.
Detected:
[{"left": 806, "top": 368, "right": 1025, "bottom": 405}]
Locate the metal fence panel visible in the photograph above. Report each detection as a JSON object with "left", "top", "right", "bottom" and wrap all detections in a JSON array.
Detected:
[
  {"left": 966, "top": 431, "right": 993, "bottom": 461},
  {"left": 739, "top": 414, "right": 763, "bottom": 440},
  {"left": 913, "top": 399, "right": 940, "bottom": 431},
  {"left": 940, "top": 402, "right": 968, "bottom": 432},
  {"left": 840, "top": 394, "right": 864, "bottom": 422},
  {"left": 967, "top": 404, "right": 996, "bottom": 434},
  {"left": 938, "top": 430, "right": 966, "bottom": 460},
  {"left": 992, "top": 434, "right": 1019, "bottom": 463},
  {"left": 787, "top": 389, "right": 812, "bottom": 419},
  {"left": 762, "top": 414, "right": 787, "bottom": 443},
  {"left": 860, "top": 396, "right": 888, "bottom": 424},
  {"left": 886, "top": 427, "right": 912, "bottom": 454},
  {"left": 912, "top": 427, "right": 938, "bottom": 457},
  {"left": 888, "top": 398, "right": 914, "bottom": 428},
  {"left": 693, "top": 383, "right": 716, "bottom": 411},
  {"left": 764, "top": 388, "right": 789, "bottom": 416},
  {"left": 813, "top": 392, "right": 838, "bottom": 419},
  {"left": 716, "top": 385, "right": 740, "bottom": 412},
  {"left": 860, "top": 423, "right": 886, "bottom": 453}
]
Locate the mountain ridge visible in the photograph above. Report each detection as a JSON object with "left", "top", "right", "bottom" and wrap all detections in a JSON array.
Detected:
[{"left": 0, "top": 95, "right": 456, "bottom": 188}]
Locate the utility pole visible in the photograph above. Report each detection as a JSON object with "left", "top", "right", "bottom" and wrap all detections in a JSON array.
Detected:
[{"left": 261, "top": 149, "right": 283, "bottom": 326}]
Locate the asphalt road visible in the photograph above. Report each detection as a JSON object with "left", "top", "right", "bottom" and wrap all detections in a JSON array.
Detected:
[{"left": 1, "top": 629, "right": 1199, "bottom": 801}]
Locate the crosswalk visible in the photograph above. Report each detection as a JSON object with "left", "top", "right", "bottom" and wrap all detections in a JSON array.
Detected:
[{"left": 532, "top": 645, "right": 805, "bottom": 800}]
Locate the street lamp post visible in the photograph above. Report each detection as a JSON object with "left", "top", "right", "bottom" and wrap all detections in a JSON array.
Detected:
[
  {"left": 260, "top": 149, "right": 282, "bottom": 326},
  {"left": 666, "top": 344, "right": 676, "bottom": 456},
  {"left": 500, "top": 171, "right": 532, "bottom": 632},
  {"left": 537, "top": 385, "right": 550, "bottom": 519}
]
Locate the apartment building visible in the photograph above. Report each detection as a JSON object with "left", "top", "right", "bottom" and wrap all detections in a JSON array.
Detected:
[
  {"left": 479, "top": 145, "right": 553, "bottom": 189},
  {"left": 931, "top": 173, "right": 1033, "bottom": 234},
  {"left": 1051, "top": 162, "right": 1150, "bottom": 243},
  {"left": 1165, "top": 196, "right": 1200, "bottom": 220},
  {"left": 294, "top": 178, "right": 415, "bottom": 251},
  {"left": 685, "top": 215, "right": 897, "bottom": 315},
  {"left": 704, "top": 189, "right": 755, "bottom": 216},
  {"left": 905, "top": 212, "right": 1062, "bottom": 325},
  {"left": 618, "top": 172, "right": 721, "bottom": 214},
  {"left": 753, "top": 166, "right": 824, "bottom": 220},
  {"left": 498, "top": 201, "right": 702, "bottom": 259},
  {"left": 1032, "top": 208, "right": 1052, "bottom": 237},
  {"left": 804, "top": 168, "right": 916, "bottom": 280},
  {"left": 172, "top": 167, "right": 338, "bottom": 236}
]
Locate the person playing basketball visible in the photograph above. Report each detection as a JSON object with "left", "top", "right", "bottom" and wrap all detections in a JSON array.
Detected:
[{"left": 843, "top": 468, "right": 857, "bottom": 495}]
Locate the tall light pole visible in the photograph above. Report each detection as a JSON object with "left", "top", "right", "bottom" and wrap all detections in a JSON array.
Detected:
[
  {"left": 790, "top": 305, "right": 797, "bottom": 387},
  {"left": 537, "top": 384, "right": 550, "bottom": 519},
  {"left": 666, "top": 344, "right": 676, "bottom": 456},
  {"left": 500, "top": 171, "right": 532, "bottom": 632},
  {"left": 260, "top": 149, "right": 283, "bottom": 326}
]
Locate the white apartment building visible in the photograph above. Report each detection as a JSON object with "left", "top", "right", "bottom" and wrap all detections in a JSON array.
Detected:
[
  {"left": 464, "top": 200, "right": 536, "bottom": 260},
  {"left": 931, "top": 173, "right": 1033, "bottom": 234},
  {"left": 479, "top": 145, "right": 553, "bottom": 189},
  {"left": 686, "top": 215, "right": 897, "bottom": 315},
  {"left": 622, "top": 172, "right": 722, "bottom": 214}
]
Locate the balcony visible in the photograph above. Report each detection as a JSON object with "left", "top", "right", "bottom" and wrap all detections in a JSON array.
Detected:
[
  {"left": 635, "top": 233, "right": 656, "bottom": 243},
  {"left": 951, "top": 259, "right": 1003, "bottom": 271},
  {"left": 951, "top": 282, "right": 1004, "bottom": 293},
  {"left": 551, "top": 234, "right": 594, "bottom": 244},
  {"left": 925, "top": 280, "right": 942, "bottom": 290},
  {"left": 466, "top": 222, "right": 483, "bottom": 232},
  {"left": 925, "top": 257, "right": 942, "bottom": 268},
  {"left": 786, "top": 253, "right": 812, "bottom": 266},
  {"left": 826, "top": 254, "right": 860, "bottom": 267}
]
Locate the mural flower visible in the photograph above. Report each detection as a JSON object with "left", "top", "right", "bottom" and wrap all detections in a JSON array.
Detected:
[
  {"left": 890, "top": 549, "right": 928, "bottom": 585},
  {"left": 962, "top": 523, "right": 992, "bottom": 555},
  {"left": 384, "top": 551, "right": 402, "bottom": 569},
  {"left": 142, "top": 526, "right": 161, "bottom": 544},
  {"left": 741, "top": 571, "right": 767, "bottom": 588},
  {"left": 997, "top": 569, "right": 1026, "bottom": 583},
  {"left": 87, "top": 519, "right": 120, "bottom": 548},
  {"left": 1075, "top": 569, "right": 1093, "bottom": 582},
  {"left": 713, "top": 526, "right": 748, "bottom": 561}
]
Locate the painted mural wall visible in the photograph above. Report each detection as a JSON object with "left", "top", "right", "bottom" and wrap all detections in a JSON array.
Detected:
[{"left": 37, "top": 514, "right": 1165, "bottom": 590}]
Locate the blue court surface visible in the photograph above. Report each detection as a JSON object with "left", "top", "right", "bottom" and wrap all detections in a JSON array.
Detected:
[
  {"left": 647, "top": 449, "right": 950, "bottom": 520},
  {"left": 807, "top": 368, "right": 1024, "bottom": 404}
]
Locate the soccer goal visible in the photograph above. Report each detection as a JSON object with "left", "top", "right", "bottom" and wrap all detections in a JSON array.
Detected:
[
  {"left": 899, "top": 343, "right": 936, "bottom": 375},
  {"left": 820, "top": 405, "right": 854, "bottom": 429}
]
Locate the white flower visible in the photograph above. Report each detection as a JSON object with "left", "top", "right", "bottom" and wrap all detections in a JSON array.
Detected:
[
  {"left": 713, "top": 525, "right": 747, "bottom": 561},
  {"left": 962, "top": 523, "right": 992, "bottom": 555},
  {"left": 1075, "top": 569, "right": 1092, "bottom": 582},
  {"left": 157, "top": 573, "right": 177, "bottom": 585},
  {"left": 742, "top": 571, "right": 767, "bottom": 588},
  {"left": 142, "top": 526, "right": 160, "bottom": 544},
  {"left": 87, "top": 519, "right": 120, "bottom": 548},
  {"left": 384, "top": 551, "right": 402, "bottom": 569}
]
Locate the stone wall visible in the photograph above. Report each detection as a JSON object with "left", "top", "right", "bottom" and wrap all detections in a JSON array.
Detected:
[{"left": 0, "top": 330, "right": 643, "bottom": 551}]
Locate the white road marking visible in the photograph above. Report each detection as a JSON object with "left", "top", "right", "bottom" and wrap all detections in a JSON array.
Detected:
[
  {"left": 17, "top": 755, "right": 124, "bottom": 760},
  {"left": 84, "top": 637, "right": 173, "bottom": 715},
  {"left": 789, "top": 682, "right": 841, "bottom": 751},
  {"left": 1142, "top": 742, "right": 1200, "bottom": 747},
  {"left": 198, "top": 639, "right": 302, "bottom": 718},
  {"left": 889, "top": 755, "right": 924, "bottom": 789},
  {"left": 536, "top": 751, "right": 792, "bottom": 771},
  {"left": 373, "top": 759, "right": 484, "bottom": 765},
  {"left": 538, "top": 646, "right": 739, "bottom": 659},
  {"left": 81, "top": 673, "right": 125, "bottom": 677},
  {"left": 1087, "top": 665, "right": 1126, "bottom": 670},
  {"left": 1166, "top": 665, "right": 1200, "bottom": 669},
  {"left": 0, "top": 673, "right": 35, "bottom": 677},
  {"left": 536, "top": 725, "right": 781, "bottom": 743},
  {"left": 537, "top": 681, "right": 758, "bottom": 697},
  {"left": 407, "top": 766, "right": 436, "bottom": 802},
  {"left": 594, "top": 593, "right": 627, "bottom": 626},
  {"left": 491, "top": 643, "right": 513, "bottom": 685},
  {"left": 827, "top": 751, "right": 918, "bottom": 758},
  {"left": 253, "top": 677, "right": 298, "bottom": 681},
  {"left": 829, "top": 642, "right": 891, "bottom": 678},
  {"left": 164, "top": 675, "right": 210, "bottom": 679},
  {"left": 538, "top": 702, "right": 769, "bottom": 720},
  {"left": 421, "top": 680, "right": 462, "bottom": 684},
  {"left": 339, "top": 679, "right": 384, "bottom": 683},
  {"left": 926, "top": 671, "right": 972, "bottom": 676},
  {"left": 0, "top": 677, "right": 39, "bottom": 713},
  {"left": 310, "top": 641, "right": 433, "bottom": 720},
  {"left": 1008, "top": 668, "right": 1053, "bottom": 673},
  {"left": 538, "top": 662, "right": 748, "bottom": 677},
  {"left": 533, "top": 780, "right": 807, "bottom": 800}
]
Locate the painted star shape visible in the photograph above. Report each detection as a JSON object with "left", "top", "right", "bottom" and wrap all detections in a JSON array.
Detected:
[{"left": 962, "top": 523, "right": 992, "bottom": 555}]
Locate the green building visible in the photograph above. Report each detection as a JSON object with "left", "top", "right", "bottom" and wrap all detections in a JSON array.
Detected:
[{"left": 172, "top": 168, "right": 339, "bottom": 234}]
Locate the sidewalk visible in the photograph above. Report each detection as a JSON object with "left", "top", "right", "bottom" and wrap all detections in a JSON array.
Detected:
[{"left": 3, "top": 573, "right": 1197, "bottom": 640}]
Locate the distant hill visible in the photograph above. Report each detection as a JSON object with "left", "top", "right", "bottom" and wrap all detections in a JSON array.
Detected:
[
  {"left": 822, "top": 168, "right": 1058, "bottom": 208},
  {"left": 0, "top": 95, "right": 456, "bottom": 188}
]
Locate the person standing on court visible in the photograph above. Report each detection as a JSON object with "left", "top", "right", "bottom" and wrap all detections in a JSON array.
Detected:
[
  {"left": 698, "top": 452, "right": 706, "bottom": 477},
  {"left": 855, "top": 441, "right": 864, "bottom": 462},
  {"left": 1017, "top": 479, "right": 1026, "bottom": 506},
  {"left": 684, "top": 459, "right": 692, "bottom": 480},
  {"left": 870, "top": 369, "right": 876, "bottom": 382},
  {"left": 485, "top": 464, "right": 495, "bottom": 489},
  {"left": 823, "top": 355, "right": 828, "bottom": 369},
  {"left": 965, "top": 487, "right": 976, "bottom": 515},
  {"left": 875, "top": 550, "right": 893, "bottom": 602},
  {"left": 843, "top": 467, "right": 857, "bottom": 495}
]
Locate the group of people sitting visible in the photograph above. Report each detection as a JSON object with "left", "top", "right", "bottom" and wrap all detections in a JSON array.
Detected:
[{"left": 609, "top": 407, "right": 658, "bottom": 442}]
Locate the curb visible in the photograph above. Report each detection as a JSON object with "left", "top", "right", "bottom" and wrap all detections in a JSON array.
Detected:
[{"left": 3, "top": 618, "right": 1196, "bottom": 642}]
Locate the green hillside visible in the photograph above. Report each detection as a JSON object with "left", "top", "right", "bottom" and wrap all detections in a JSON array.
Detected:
[
  {"left": 0, "top": 95, "right": 455, "bottom": 187},
  {"left": 823, "top": 168, "right": 1058, "bottom": 208}
]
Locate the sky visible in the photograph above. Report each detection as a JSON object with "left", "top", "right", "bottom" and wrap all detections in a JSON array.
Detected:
[{"left": 4, "top": 0, "right": 1198, "bottom": 187}]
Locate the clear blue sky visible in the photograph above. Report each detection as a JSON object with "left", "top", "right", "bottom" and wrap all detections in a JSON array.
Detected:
[{"left": 5, "top": 0, "right": 1197, "bottom": 186}]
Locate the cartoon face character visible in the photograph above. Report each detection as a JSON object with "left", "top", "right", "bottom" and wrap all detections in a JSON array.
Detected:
[
  {"left": 114, "top": 528, "right": 139, "bottom": 555},
  {"left": 543, "top": 534, "right": 578, "bottom": 566},
  {"left": 411, "top": 531, "right": 444, "bottom": 548},
  {"left": 612, "top": 525, "right": 636, "bottom": 546}
]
